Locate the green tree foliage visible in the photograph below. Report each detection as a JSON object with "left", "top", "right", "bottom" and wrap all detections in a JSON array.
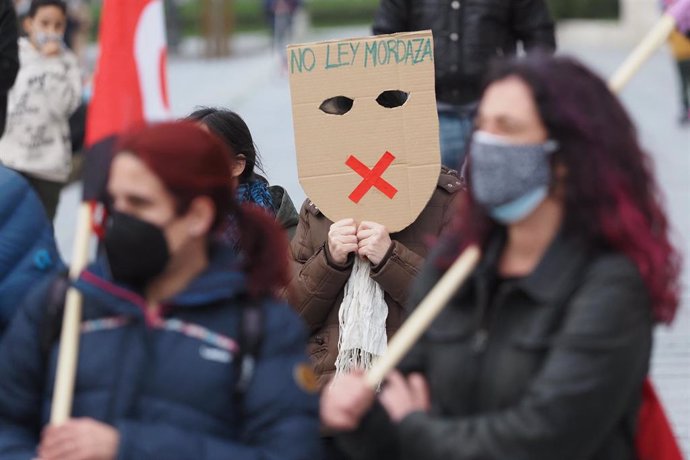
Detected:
[
  {"left": 546, "top": 0, "right": 619, "bottom": 20},
  {"left": 146, "top": 0, "right": 622, "bottom": 38}
]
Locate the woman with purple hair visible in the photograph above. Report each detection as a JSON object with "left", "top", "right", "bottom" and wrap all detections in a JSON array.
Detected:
[{"left": 320, "top": 53, "right": 681, "bottom": 460}]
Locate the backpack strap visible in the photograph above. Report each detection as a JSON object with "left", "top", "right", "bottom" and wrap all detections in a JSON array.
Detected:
[
  {"left": 234, "top": 296, "right": 264, "bottom": 403},
  {"left": 39, "top": 273, "right": 70, "bottom": 358}
]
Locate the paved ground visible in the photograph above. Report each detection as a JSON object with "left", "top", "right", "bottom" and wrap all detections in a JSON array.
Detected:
[{"left": 54, "top": 25, "right": 690, "bottom": 453}]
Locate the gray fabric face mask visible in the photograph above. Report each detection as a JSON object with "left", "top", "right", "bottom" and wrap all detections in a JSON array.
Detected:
[
  {"left": 469, "top": 131, "right": 558, "bottom": 209},
  {"left": 34, "top": 31, "right": 63, "bottom": 48}
]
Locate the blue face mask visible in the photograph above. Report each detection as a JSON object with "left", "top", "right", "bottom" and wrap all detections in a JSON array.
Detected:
[
  {"left": 489, "top": 186, "right": 549, "bottom": 224},
  {"left": 470, "top": 131, "right": 558, "bottom": 224},
  {"left": 33, "top": 31, "right": 63, "bottom": 48}
]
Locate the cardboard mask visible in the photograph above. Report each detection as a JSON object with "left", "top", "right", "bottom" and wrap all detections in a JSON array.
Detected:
[{"left": 288, "top": 30, "right": 440, "bottom": 233}]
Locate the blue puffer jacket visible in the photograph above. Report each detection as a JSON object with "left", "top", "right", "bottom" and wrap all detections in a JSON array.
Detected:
[
  {"left": 0, "top": 245, "right": 321, "bottom": 459},
  {"left": 0, "top": 165, "right": 61, "bottom": 337}
]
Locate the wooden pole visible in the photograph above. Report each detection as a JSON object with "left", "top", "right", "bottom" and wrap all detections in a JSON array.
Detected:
[
  {"left": 49, "top": 203, "right": 93, "bottom": 424},
  {"left": 608, "top": 14, "right": 677, "bottom": 92},
  {"left": 365, "top": 246, "right": 481, "bottom": 388},
  {"left": 609, "top": 0, "right": 690, "bottom": 91}
]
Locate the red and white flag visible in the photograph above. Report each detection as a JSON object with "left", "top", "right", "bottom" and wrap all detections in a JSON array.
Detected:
[{"left": 86, "top": 0, "right": 171, "bottom": 146}]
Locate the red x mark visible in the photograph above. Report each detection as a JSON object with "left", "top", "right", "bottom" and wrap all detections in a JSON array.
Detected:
[{"left": 345, "top": 151, "right": 398, "bottom": 204}]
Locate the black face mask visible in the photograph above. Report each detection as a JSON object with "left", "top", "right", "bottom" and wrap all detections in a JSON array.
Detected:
[{"left": 103, "top": 212, "right": 170, "bottom": 289}]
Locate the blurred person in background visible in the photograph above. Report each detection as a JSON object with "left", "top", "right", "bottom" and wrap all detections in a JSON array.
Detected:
[
  {"left": 264, "top": 0, "right": 302, "bottom": 71},
  {"left": 12, "top": 0, "right": 29, "bottom": 31},
  {"left": 372, "top": 0, "right": 556, "bottom": 170},
  {"left": 1, "top": 0, "right": 61, "bottom": 344},
  {"left": 188, "top": 107, "right": 300, "bottom": 241},
  {"left": 0, "top": 164, "right": 61, "bottom": 340},
  {"left": 0, "top": 121, "right": 321, "bottom": 460},
  {"left": 63, "top": 0, "right": 89, "bottom": 59},
  {"left": 0, "top": 0, "right": 19, "bottom": 136},
  {"left": 321, "top": 53, "right": 681, "bottom": 460},
  {"left": 663, "top": 0, "right": 690, "bottom": 124},
  {"left": 0, "top": 0, "right": 81, "bottom": 220},
  {"left": 164, "top": 0, "right": 183, "bottom": 54},
  {"left": 668, "top": 28, "right": 690, "bottom": 124}
]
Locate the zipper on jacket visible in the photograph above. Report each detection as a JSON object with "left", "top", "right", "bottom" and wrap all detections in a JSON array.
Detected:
[
  {"left": 467, "top": 282, "right": 512, "bottom": 413},
  {"left": 473, "top": 282, "right": 512, "bottom": 353},
  {"left": 466, "top": 275, "right": 493, "bottom": 413},
  {"left": 470, "top": 274, "right": 492, "bottom": 354}
]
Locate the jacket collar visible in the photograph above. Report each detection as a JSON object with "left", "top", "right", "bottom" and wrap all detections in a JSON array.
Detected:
[
  {"left": 475, "top": 226, "right": 591, "bottom": 305},
  {"left": 74, "top": 243, "right": 247, "bottom": 315}
]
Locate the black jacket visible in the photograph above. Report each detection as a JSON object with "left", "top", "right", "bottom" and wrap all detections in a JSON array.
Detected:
[
  {"left": 373, "top": 0, "right": 556, "bottom": 105},
  {"left": 339, "top": 230, "right": 653, "bottom": 460},
  {"left": 0, "top": 0, "right": 19, "bottom": 136}
]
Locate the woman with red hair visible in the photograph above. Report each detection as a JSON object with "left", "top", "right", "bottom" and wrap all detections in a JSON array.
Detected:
[
  {"left": 320, "top": 54, "right": 681, "bottom": 460},
  {"left": 0, "top": 121, "right": 321, "bottom": 459}
]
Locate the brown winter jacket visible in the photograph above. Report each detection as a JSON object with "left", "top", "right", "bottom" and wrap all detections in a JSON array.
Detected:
[{"left": 287, "top": 167, "right": 464, "bottom": 387}]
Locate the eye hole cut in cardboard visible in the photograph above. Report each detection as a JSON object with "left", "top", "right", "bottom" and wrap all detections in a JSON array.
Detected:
[
  {"left": 288, "top": 30, "right": 441, "bottom": 233},
  {"left": 320, "top": 96, "right": 354, "bottom": 115},
  {"left": 319, "top": 91, "right": 409, "bottom": 115},
  {"left": 376, "top": 90, "right": 409, "bottom": 108}
]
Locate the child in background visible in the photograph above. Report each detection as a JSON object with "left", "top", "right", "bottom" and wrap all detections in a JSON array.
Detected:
[{"left": 0, "top": 0, "right": 81, "bottom": 219}]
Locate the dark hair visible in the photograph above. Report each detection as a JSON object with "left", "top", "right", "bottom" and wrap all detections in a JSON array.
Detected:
[
  {"left": 449, "top": 53, "right": 681, "bottom": 324},
  {"left": 116, "top": 121, "right": 289, "bottom": 297},
  {"left": 28, "top": 0, "right": 67, "bottom": 17},
  {"left": 186, "top": 107, "right": 265, "bottom": 183}
]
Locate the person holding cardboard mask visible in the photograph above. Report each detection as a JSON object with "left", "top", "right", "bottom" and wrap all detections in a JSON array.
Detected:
[
  {"left": 287, "top": 31, "right": 464, "bottom": 393},
  {"left": 319, "top": 54, "right": 680, "bottom": 460},
  {"left": 289, "top": 167, "right": 462, "bottom": 388}
]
